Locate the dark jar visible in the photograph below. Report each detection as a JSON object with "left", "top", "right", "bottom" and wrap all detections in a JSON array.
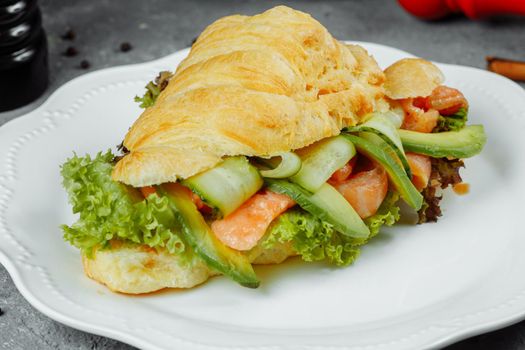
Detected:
[{"left": 0, "top": 0, "right": 48, "bottom": 112}]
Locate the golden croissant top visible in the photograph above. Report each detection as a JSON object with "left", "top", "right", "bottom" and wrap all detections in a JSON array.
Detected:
[{"left": 112, "top": 5, "right": 441, "bottom": 187}]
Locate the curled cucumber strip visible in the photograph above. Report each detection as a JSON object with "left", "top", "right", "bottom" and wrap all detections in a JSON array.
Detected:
[
  {"left": 291, "top": 136, "right": 356, "bottom": 193},
  {"left": 259, "top": 152, "right": 302, "bottom": 179}
]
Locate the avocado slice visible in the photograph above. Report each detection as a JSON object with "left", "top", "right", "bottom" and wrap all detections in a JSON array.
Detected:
[
  {"left": 399, "top": 125, "right": 486, "bottom": 158},
  {"left": 158, "top": 183, "right": 260, "bottom": 288},
  {"left": 342, "top": 133, "right": 423, "bottom": 210},
  {"left": 265, "top": 179, "right": 370, "bottom": 239}
]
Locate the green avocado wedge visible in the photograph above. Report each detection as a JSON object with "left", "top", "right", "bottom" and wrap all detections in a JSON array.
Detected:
[
  {"left": 399, "top": 125, "right": 487, "bottom": 159},
  {"left": 265, "top": 179, "right": 370, "bottom": 239},
  {"left": 341, "top": 133, "right": 423, "bottom": 210},
  {"left": 158, "top": 183, "right": 260, "bottom": 288}
]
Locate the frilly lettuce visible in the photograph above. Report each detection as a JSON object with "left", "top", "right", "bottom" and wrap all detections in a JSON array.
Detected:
[
  {"left": 364, "top": 191, "right": 400, "bottom": 239},
  {"left": 134, "top": 81, "right": 160, "bottom": 108},
  {"left": 263, "top": 192, "right": 400, "bottom": 266},
  {"left": 61, "top": 151, "right": 185, "bottom": 257},
  {"left": 134, "top": 71, "right": 173, "bottom": 109},
  {"left": 263, "top": 209, "right": 360, "bottom": 266}
]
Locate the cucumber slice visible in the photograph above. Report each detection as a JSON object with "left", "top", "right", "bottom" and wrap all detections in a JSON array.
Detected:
[
  {"left": 290, "top": 136, "right": 356, "bottom": 192},
  {"left": 182, "top": 156, "right": 263, "bottom": 217},
  {"left": 259, "top": 152, "right": 302, "bottom": 179},
  {"left": 399, "top": 125, "right": 487, "bottom": 158},
  {"left": 385, "top": 108, "right": 404, "bottom": 129},
  {"left": 158, "top": 183, "right": 260, "bottom": 288},
  {"left": 342, "top": 133, "right": 423, "bottom": 210},
  {"left": 346, "top": 112, "right": 412, "bottom": 178},
  {"left": 265, "top": 179, "right": 369, "bottom": 239}
]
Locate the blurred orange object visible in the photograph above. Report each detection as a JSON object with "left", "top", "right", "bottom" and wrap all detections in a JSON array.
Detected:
[
  {"left": 398, "top": 0, "right": 525, "bottom": 20},
  {"left": 487, "top": 57, "right": 525, "bottom": 82}
]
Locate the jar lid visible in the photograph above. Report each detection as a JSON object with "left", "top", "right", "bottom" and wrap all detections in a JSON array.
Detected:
[
  {"left": 0, "top": 0, "right": 32, "bottom": 25},
  {"left": 0, "top": 0, "right": 39, "bottom": 51}
]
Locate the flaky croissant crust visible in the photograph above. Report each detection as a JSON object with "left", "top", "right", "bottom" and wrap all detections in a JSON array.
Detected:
[{"left": 113, "top": 6, "right": 388, "bottom": 186}]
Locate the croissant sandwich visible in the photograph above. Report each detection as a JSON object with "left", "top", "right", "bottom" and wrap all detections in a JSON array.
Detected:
[{"left": 60, "top": 6, "right": 486, "bottom": 293}]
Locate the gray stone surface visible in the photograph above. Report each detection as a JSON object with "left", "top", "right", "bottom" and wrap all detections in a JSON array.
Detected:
[{"left": 1, "top": 0, "right": 524, "bottom": 349}]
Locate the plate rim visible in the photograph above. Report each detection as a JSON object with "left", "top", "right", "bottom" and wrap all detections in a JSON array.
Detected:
[{"left": 1, "top": 41, "right": 525, "bottom": 350}]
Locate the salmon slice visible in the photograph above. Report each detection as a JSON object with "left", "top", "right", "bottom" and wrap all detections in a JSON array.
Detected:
[
  {"left": 426, "top": 85, "right": 468, "bottom": 115},
  {"left": 211, "top": 191, "right": 295, "bottom": 251},
  {"left": 401, "top": 98, "right": 439, "bottom": 133},
  {"left": 329, "top": 157, "right": 357, "bottom": 183},
  {"left": 333, "top": 166, "right": 388, "bottom": 219},
  {"left": 400, "top": 86, "right": 468, "bottom": 132},
  {"left": 140, "top": 186, "right": 157, "bottom": 198},
  {"left": 406, "top": 152, "right": 431, "bottom": 191}
]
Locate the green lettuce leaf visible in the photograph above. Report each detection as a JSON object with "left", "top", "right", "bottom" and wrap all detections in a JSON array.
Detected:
[
  {"left": 263, "top": 192, "right": 401, "bottom": 266},
  {"left": 364, "top": 191, "right": 400, "bottom": 240},
  {"left": 263, "top": 209, "right": 360, "bottom": 266},
  {"left": 134, "top": 81, "right": 160, "bottom": 108},
  {"left": 134, "top": 71, "right": 173, "bottom": 109},
  {"left": 433, "top": 107, "right": 468, "bottom": 132},
  {"left": 61, "top": 151, "right": 185, "bottom": 257}
]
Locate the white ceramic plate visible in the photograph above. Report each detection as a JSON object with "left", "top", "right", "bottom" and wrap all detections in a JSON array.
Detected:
[{"left": 1, "top": 42, "right": 525, "bottom": 350}]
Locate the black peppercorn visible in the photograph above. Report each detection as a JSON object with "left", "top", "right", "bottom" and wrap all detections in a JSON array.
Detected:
[
  {"left": 61, "top": 29, "right": 76, "bottom": 41},
  {"left": 79, "top": 60, "right": 90, "bottom": 69},
  {"left": 63, "top": 46, "right": 78, "bottom": 57},
  {"left": 120, "top": 42, "right": 132, "bottom": 52}
]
